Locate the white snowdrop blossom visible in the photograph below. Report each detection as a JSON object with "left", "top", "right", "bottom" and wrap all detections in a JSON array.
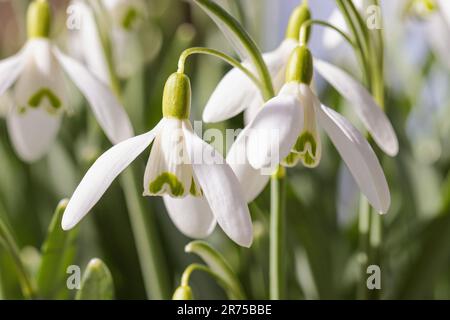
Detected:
[
  {"left": 202, "top": 3, "right": 398, "bottom": 158},
  {"left": 246, "top": 45, "right": 391, "bottom": 214},
  {"left": 0, "top": 0, "right": 133, "bottom": 162},
  {"left": 62, "top": 72, "right": 254, "bottom": 247}
]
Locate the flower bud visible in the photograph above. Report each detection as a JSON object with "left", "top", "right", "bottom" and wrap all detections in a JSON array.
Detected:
[
  {"left": 285, "top": 3, "right": 311, "bottom": 42},
  {"left": 172, "top": 285, "right": 194, "bottom": 300},
  {"left": 285, "top": 46, "right": 313, "bottom": 85},
  {"left": 162, "top": 72, "right": 191, "bottom": 119},
  {"left": 27, "top": 0, "right": 51, "bottom": 39}
]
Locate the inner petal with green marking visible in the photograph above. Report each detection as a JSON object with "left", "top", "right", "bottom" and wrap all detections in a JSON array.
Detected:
[
  {"left": 27, "top": 87, "right": 62, "bottom": 115},
  {"left": 292, "top": 131, "right": 321, "bottom": 168},
  {"left": 144, "top": 119, "right": 198, "bottom": 198}
]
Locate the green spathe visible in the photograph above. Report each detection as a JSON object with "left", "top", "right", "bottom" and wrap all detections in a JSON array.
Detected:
[
  {"left": 27, "top": 0, "right": 51, "bottom": 39},
  {"left": 285, "top": 45, "right": 313, "bottom": 85},
  {"left": 149, "top": 172, "right": 185, "bottom": 197},
  {"left": 285, "top": 3, "right": 311, "bottom": 41},
  {"left": 162, "top": 72, "right": 191, "bottom": 119}
]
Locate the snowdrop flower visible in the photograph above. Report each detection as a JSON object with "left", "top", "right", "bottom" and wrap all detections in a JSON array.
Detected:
[
  {"left": 203, "top": 2, "right": 398, "bottom": 158},
  {"left": 0, "top": 0, "right": 133, "bottom": 162},
  {"left": 69, "top": 0, "right": 160, "bottom": 80},
  {"left": 62, "top": 72, "right": 253, "bottom": 247},
  {"left": 252, "top": 45, "right": 390, "bottom": 213}
]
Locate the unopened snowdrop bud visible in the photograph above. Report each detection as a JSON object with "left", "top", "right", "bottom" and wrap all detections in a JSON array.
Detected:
[
  {"left": 172, "top": 285, "right": 194, "bottom": 300},
  {"left": 162, "top": 72, "right": 191, "bottom": 119},
  {"left": 27, "top": 0, "right": 51, "bottom": 39},
  {"left": 285, "top": 2, "right": 311, "bottom": 42},
  {"left": 285, "top": 45, "right": 313, "bottom": 85}
]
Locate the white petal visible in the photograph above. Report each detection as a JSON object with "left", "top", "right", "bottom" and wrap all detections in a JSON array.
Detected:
[
  {"left": 247, "top": 90, "right": 302, "bottom": 170},
  {"left": 62, "top": 123, "right": 162, "bottom": 230},
  {"left": 53, "top": 47, "right": 134, "bottom": 144},
  {"left": 202, "top": 65, "right": 263, "bottom": 123},
  {"left": 163, "top": 195, "right": 216, "bottom": 239},
  {"left": 182, "top": 122, "right": 253, "bottom": 247},
  {"left": 314, "top": 58, "right": 399, "bottom": 156},
  {"left": 143, "top": 119, "right": 193, "bottom": 197},
  {"left": 6, "top": 108, "right": 62, "bottom": 162},
  {"left": 317, "top": 104, "right": 390, "bottom": 213},
  {"left": 0, "top": 46, "right": 28, "bottom": 96},
  {"left": 203, "top": 39, "right": 296, "bottom": 124},
  {"left": 68, "top": 0, "right": 110, "bottom": 84},
  {"left": 226, "top": 126, "right": 270, "bottom": 202}
]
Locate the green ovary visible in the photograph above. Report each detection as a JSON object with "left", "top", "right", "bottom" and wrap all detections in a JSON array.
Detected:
[
  {"left": 149, "top": 172, "right": 185, "bottom": 197},
  {"left": 28, "top": 88, "right": 61, "bottom": 110}
]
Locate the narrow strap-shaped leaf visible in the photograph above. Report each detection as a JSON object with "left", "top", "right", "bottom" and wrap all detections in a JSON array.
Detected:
[
  {"left": 192, "top": 0, "right": 274, "bottom": 99},
  {"left": 185, "top": 240, "right": 245, "bottom": 299},
  {"left": 36, "top": 199, "right": 79, "bottom": 299},
  {"left": 76, "top": 258, "right": 114, "bottom": 300}
]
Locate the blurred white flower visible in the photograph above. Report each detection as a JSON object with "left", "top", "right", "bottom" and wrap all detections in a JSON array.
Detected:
[
  {"left": 0, "top": 0, "right": 133, "bottom": 162},
  {"left": 62, "top": 72, "right": 253, "bottom": 247},
  {"left": 68, "top": 0, "right": 162, "bottom": 80}
]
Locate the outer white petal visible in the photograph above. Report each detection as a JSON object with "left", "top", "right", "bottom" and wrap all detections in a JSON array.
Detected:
[
  {"left": 0, "top": 46, "right": 28, "bottom": 96},
  {"left": 182, "top": 122, "right": 253, "bottom": 247},
  {"left": 68, "top": 0, "right": 110, "bottom": 84},
  {"left": 226, "top": 125, "right": 270, "bottom": 202},
  {"left": 53, "top": 47, "right": 133, "bottom": 143},
  {"left": 317, "top": 104, "right": 390, "bottom": 213},
  {"left": 163, "top": 195, "right": 216, "bottom": 239},
  {"left": 247, "top": 90, "right": 302, "bottom": 170},
  {"left": 202, "top": 65, "right": 262, "bottom": 123},
  {"left": 6, "top": 108, "right": 62, "bottom": 162},
  {"left": 62, "top": 122, "right": 162, "bottom": 230},
  {"left": 203, "top": 39, "right": 296, "bottom": 124},
  {"left": 314, "top": 58, "right": 399, "bottom": 156}
]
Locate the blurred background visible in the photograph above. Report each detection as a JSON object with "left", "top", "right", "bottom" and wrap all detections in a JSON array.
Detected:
[{"left": 0, "top": 0, "right": 449, "bottom": 299}]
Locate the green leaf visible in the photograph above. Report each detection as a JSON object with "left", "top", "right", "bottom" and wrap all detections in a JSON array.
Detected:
[
  {"left": 185, "top": 241, "right": 245, "bottom": 299},
  {"left": 76, "top": 258, "right": 114, "bottom": 300},
  {"left": 192, "top": 0, "right": 274, "bottom": 99},
  {"left": 36, "top": 199, "right": 78, "bottom": 299}
]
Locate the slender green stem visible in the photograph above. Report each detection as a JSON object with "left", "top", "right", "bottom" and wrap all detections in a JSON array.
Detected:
[
  {"left": 299, "top": 19, "right": 356, "bottom": 48},
  {"left": 270, "top": 167, "right": 286, "bottom": 300},
  {"left": 0, "top": 218, "right": 36, "bottom": 299},
  {"left": 181, "top": 263, "right": 246, "bottom": 299},
  {"left": 119, "top": 169, "right": 171, "bottom": 299},
  {"left": 335, "top": 0, "right": 371, "bottom": 86},
  {"left": 177, "top": 47, "right": 263, "bottom": 91}
]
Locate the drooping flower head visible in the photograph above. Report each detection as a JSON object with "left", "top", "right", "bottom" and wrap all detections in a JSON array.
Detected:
[
  {"left": 0, "top": 0, "right": 133, "bottom": 162},
  {"left": 256, "top": 43, "right": 391, "bottom": 213},
  {"left": 62, "top": 71, "right": 253, "bottom": 247}
]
